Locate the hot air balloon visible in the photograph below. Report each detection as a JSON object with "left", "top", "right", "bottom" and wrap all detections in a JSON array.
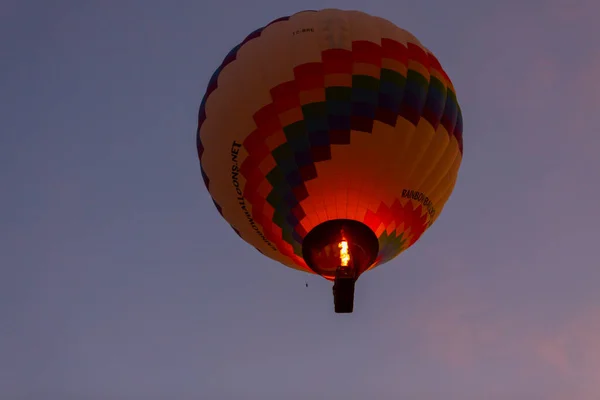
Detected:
[{"left": 196, "top": 9, "right": 463, "bottom": 313}]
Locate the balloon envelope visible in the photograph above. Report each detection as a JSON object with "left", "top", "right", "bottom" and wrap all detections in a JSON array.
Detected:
[{"left": 197, "top": 9, "right": 463, "bottom": 279}]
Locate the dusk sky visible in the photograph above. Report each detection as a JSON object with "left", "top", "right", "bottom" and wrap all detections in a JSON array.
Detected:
[{"left": 2, "top": 0, "right": 600, "bottom": 399}]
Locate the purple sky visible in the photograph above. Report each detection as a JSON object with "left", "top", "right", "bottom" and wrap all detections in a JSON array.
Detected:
[{"left": 2, "top": 0, "right": 599, "bottom": 399}]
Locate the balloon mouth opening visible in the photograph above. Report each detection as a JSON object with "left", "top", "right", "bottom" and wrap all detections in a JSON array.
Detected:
[{"left": 301, "top": 219, "right": 379, "bottom": 280}]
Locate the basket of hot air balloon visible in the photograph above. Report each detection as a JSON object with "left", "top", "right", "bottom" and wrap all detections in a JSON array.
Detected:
[{"left": 196, "top": 9, "right": 463, "bottom": 313}]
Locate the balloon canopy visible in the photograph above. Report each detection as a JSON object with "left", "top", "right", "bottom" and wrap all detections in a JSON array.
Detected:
[{"left": 196, "top": 9, "right": 463, "bottom": 283}]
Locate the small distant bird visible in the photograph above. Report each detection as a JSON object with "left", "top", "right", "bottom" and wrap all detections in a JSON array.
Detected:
[{"left": 305, "top": 281, "right": 308, "bottom": 288}]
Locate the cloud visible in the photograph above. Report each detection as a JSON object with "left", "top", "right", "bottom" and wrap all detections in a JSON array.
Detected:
[
  {"left": 404, "top": 271, "right": 600, "bottom": 397},
  {"left": 532, "top": 309, "right": 600, "bottom": 399},
  {"left": 535, "top": 308, "right": 600, "bottom": 375}
]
